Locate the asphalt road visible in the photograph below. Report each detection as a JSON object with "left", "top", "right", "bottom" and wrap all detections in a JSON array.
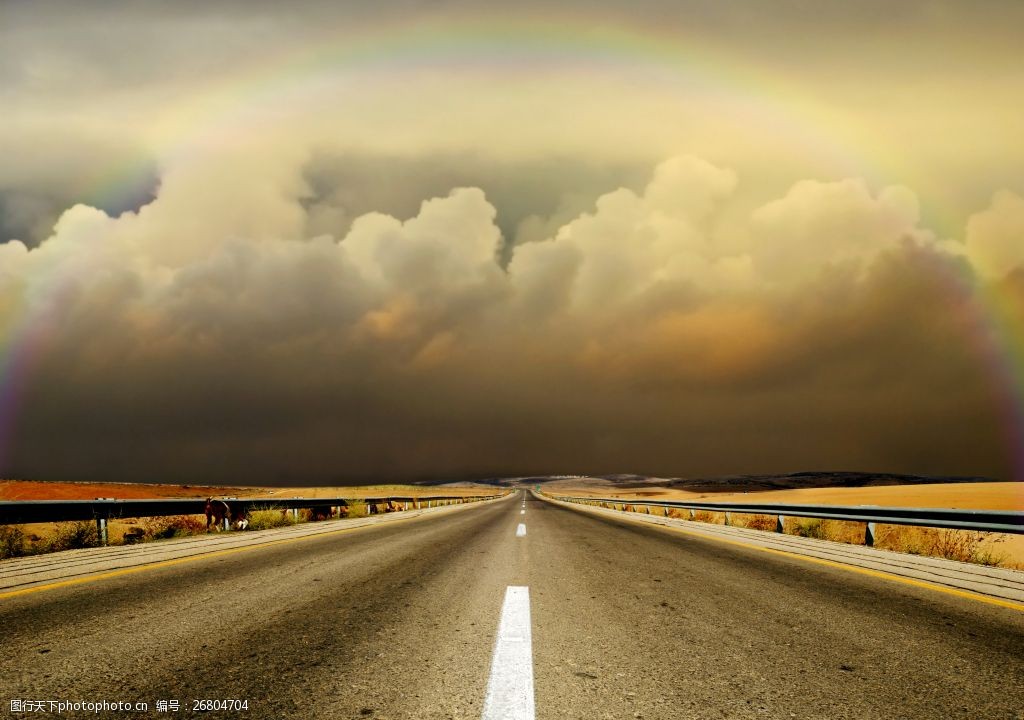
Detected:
[{"left": 2, "top": 492, "right": 1022, "bottom": 720}]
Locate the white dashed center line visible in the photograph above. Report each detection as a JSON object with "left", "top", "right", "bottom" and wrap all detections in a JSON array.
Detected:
[
  {"left": 516, "top": 523, "right": 527, "bottom": 537},
  {"left": 482, "top": 586, "right": 535, "bottom": 720},
  {"left": 520, "top": 510, "right": 525, "bottom": 515}
]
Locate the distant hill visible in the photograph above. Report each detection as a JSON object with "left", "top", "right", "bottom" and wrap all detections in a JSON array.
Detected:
[
  {"left": 600, "top": 471, "right": 999, "bottom": 493},
  {"left": 476, "top": 472, "right": 1000, "bottom": 493}
]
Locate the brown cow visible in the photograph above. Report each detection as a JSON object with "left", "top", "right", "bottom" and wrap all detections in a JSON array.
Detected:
[
  {"left": 205, "top": 498, "right": 231, "bottom": 531},
  {"left": 205, "top": 498, "right": 248, "bottom": 531},
  {"left": 308, "top": 506, "right": 335, "bottom": 522}
]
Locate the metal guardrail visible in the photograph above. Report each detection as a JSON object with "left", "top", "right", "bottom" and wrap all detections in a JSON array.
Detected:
[
  {"left": 543, "top": 493, "right": 1024, "bottom": 546},
  {"left": 0, "top": 493, "right": 508, "bottom": 545}
]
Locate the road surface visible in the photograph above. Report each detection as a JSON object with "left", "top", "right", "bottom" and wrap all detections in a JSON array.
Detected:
[{"left": 2, "top": 492, "right": 1022, "bottom": 719}]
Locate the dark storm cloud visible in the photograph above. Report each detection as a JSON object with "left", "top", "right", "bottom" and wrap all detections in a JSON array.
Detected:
[
  {"left": 7, "top": 242, "right": 1013, "bottom": 483},
  {"left": 2, "top": 152, "right": 1022, "bottom": 484}
]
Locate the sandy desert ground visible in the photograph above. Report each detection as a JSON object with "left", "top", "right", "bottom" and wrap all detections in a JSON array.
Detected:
[
  {"left": 0, "top": 479, "right": 496, "bottom": 501},
  {"left": 544, "top": 480, "right": 1023, "bottom": 510}
]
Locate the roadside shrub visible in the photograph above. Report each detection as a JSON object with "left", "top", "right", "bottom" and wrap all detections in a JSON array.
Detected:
[
  {"left": 786, "top": 518, "right": 863, "bottom": 544},
  {"left": 789, "top": 518, "right": 827, "bottom": 539},
  {"left": 926, "top": 529, "right": 982, "bottom": 563},
  {"left": 878, "top": 525, "right": 927, "bottom": 555},
  {"left": 968, "top": 537, "right": 1008, "bottom": 567},
  {"left": 346, "top": 501, "right": 368, "bottom": 518},
  {"left": 247, "top": 507, "right": 296, "bottom": 530},
  {"left": 691, "top": 510, "right": 720, "bottom": 524},
  {"left": 737, "top": 513, "right": 778, "bottom": 532},
  {"left": 142, "top": 515, "right": 207, "bottom": 540},
  {"left": 45, "top": 521, "right": 99, "bottom": 552},
  {"left": 0, "top": 525, "right": 27, "bottom": 559},
  {"left": 876, "top": 525, "right": 1007, "bottom": 566}
]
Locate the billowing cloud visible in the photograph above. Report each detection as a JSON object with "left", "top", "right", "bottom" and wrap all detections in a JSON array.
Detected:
[
  {"left": 1, "top": 148, "right": 1019, "bottom": 483},
  {"left": 749, "top": 179, "right": 927, "bottom": 283},
  {"left": 509, "top": 156, "right": 743, "bottom": 313},
  {"left": 964, "top": 190, "right": 1024, "bottom": 279}
]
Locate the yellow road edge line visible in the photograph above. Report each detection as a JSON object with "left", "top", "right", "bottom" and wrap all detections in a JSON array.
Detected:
[
  {"left": 0, "top": 501, "right": 495, "bottom": 601},
  {"left": 550, "top": 498, "right": 1024, "bottom": 613}
]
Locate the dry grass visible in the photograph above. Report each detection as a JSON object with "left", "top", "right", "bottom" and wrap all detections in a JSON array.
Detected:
[
  {"left": 0, "top": 522, "right": 100, "bottom": 556},
  {"left": 874, "top": 525, "right": 1010, "bottom": 566},
  {"left": 345, "top": 501, "right": 369, "bottom": 518},
  {"left": 42, "top": 521, "right": 100, "bottom": 552},
  {"left": 734, "top": 513, "right": 778, "bottom": 532},
  {"left": 0, "top": 525, "right": 27, "bottom": 558},
  {"left": 247, "top": 507, "right": 298, "bottom": 530},
  {"left": 139, "top": 515, "right": 207, "bottom": 540},
  {"left": 785, "top": 518, "right": 866, "bottom": 545},
  {"left": 693, "top": 510, "right": 723, "bottom": 524}
]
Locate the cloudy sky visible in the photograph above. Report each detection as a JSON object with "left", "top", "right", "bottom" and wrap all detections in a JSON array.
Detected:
[{"left": 1, "top": 0, "right": 1022, "bottom": 484}]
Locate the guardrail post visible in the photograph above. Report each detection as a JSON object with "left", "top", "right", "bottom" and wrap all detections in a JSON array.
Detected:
[
  {"left": 724, "top": 512, "right": 730, "bottom": 526},
  {"left": 663, "top": 506, "right": 670, "bottom": 517},
  {"left": 689, "top": 509, "right": 695, "bottom": 520},
  {"left": 291, "top": 508, "right": 299, "bottom": 522},
  {"left": 776, "top": 515, "right": 785, "bottom": 533},
  {"left": 223, "top": 516, "right": 230, "bottom": 531},
  {"left": 96, "top": 517, "right": 108, "bottom": 546},
  {"left": 865, "top": 522, "right": 877, "bottom": 547}
]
